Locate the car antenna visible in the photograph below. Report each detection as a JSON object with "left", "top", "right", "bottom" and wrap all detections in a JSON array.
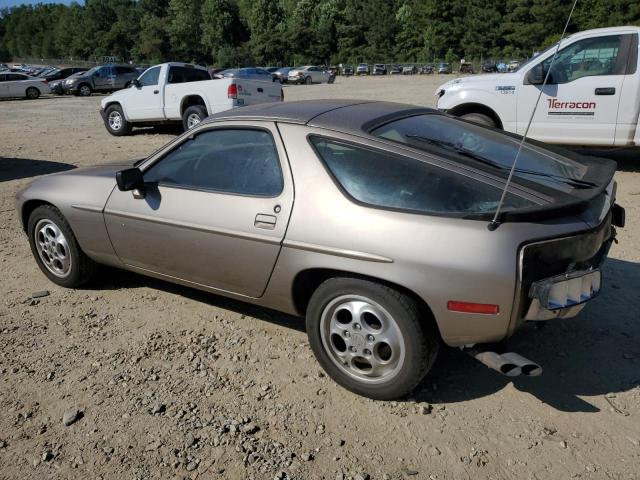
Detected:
[{"left": 487, "top": 0, "right": 578, "bottom": 231}]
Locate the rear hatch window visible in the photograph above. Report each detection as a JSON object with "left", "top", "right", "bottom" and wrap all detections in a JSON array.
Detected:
[{"left": 370, "top": 113, "right": 616, "bottom": 208}]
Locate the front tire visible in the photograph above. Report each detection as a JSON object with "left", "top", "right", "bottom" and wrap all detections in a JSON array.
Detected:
[
  {"left": 25, "top": 87, "right": 40, "bottom": 99},
  {"left": 459, "top": 112, "right": 498, "bottom": 128},
  {"left": 305, "top": 76, "right": 312, "bottom": 85},
  {"left": 104, "top": 104, "right": 132, "bottom": 136},
  {"left": 182, "top": 105, "right": 207, "bottom": 131},
  {"left": 306, "top": 278, "right": 439, "bottom": 400},
  {"left": 27, "top": 205, "right": 97, "bottom": 288},
  {"left": 78, "top": 84, "right": 92, "bottom": 97}
]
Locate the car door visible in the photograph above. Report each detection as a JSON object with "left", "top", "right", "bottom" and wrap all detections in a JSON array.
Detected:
[
  {"left": 6, "top": 73, "right": 26, "bottom": 96},
  {"left": 103, "top": 122, "right": 294, "bottom": 298},
  {"left": 126, "top": 65, "right": 164, "bottom": 121},
  {"left": 518, "top": 33, "right": 633, "bottom": 145},
  {"left": 93, "top": 66, "right": 112, "bottom": 91}
]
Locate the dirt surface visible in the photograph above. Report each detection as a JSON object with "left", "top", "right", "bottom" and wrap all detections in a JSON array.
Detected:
[{"left": 1, "top": 75, "right": 639, "bottom": 480}]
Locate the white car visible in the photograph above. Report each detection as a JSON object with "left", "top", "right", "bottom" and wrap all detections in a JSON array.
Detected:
[
  {"left": 100, "top": 62, "right": 283, "bottom": 136},
  {"left": 0, "top": 72, "right": 50, "bottom": 99},
  {"left": 288, "top": 66, "right": 334, "bottom": 85},
  {"left": 436, "top": 26, "right": 640, "bottom": 147}
]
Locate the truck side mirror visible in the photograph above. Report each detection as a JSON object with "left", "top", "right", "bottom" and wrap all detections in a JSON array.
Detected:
[
  {"left": 132, "top": 78, "right": 141, "bottom": 88},
  {"left": 526, "top": 64, "right": 545, "bottom": 85}
]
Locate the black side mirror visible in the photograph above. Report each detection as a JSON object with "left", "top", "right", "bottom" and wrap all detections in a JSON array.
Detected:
[
  {"left": 526, "top": 63, "right": 545, "bottom": 85},
  {"left": 132, "top": 78, "right": 141, "bottom": 88},
  {"left": 116, "top": 167, "right": 144, "bottom": 193}
]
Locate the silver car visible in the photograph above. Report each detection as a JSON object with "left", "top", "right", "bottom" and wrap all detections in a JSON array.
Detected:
[
  {"left": 288, "top": 66, "right": 334, "bottom": 85},
  {"left": 16, "top": 100, "right": 624, "bottom": 399}
]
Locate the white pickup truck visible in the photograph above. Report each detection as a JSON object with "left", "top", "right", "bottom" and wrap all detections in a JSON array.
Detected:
[
  {"left": 436, "top": 26, "right": 640, "bottom": 146},
  {"left": 100, "top": 62, "right": 283, "bottom": 136}
]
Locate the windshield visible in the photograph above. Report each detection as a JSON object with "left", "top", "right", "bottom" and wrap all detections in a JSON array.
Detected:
[
  {"left": 85, "top": 66, "right": 99, "bottom": 75},
  {"left": 372, "top": 114, "right": 589, "bottom": 194}
]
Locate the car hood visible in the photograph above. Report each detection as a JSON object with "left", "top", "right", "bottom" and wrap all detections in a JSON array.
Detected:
[{"left": 435, "top": 72, "right": 519, "bottom": 95}]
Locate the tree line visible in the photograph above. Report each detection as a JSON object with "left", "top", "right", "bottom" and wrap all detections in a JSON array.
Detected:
[{"left": 0, "top": 0, "right": 638, "bottom": 67}]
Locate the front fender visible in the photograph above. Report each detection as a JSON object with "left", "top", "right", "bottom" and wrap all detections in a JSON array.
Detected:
[{"left": 437, "top": 89, "right": 513, "bottom": 129}]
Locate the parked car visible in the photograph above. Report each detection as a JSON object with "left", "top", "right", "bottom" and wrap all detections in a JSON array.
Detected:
[
  {"left": 372, "top": 64, "right": 387, "bottom": 75},
  {"left": 388, "top": 65, "right": 402, "bottom": 75},
  {"left": 263, "top": 67, "right": 280, "bottom": 73},
  {"left": 437, "top": 63, "right": 452, "bottom": 74},
  {"left": 459, "top": 62, "right": 474, "bottom": 74},
  {"left": 288, "top": 66, "right": 334, "bottom": 85},
  {"left": 402, "top": 65, "right": 417, "bottom": 75},
  {"left": 0, "top": 72, "right": 50, "bottom": 99},
  {"left": 507, "top": 60, "right": 521, "bottom": 72},
  {"left": 272, "top": 67, "right": 292, "bottom": 84},
  {"left": 328, "top": 66, "right": 339, "bottom": 76},
  {"left": 482, "top": 62, "right": 498, "bottom": 73},
  {"left": 342, "top": 65, "right": 354, "bottom": 76},
  {"left": 43, "top": 67, "right": 87, "bottom": 83},
  {"left": 419, "top": 65, "right": 434, "bottom": 74},
  {"left": 0, "top": 63, "right": 8, "bottom": 71},
  {"left": 356, "top": 63, "right": 369, "bottom": 75},
  {"left": 64, "top": 64, "right": 139, "bottom": 96},
  {"left": 99, "top": 62, "right": 282, "bottom": 135},
  {"left": 436, "top": 26, "right": 640, "bottom": 146},
  {"left": 16, "top": 100, "right": 624, "bottom": 399},
  {"left": 216, "top": 67, "right": 272, "bottom": 82}
]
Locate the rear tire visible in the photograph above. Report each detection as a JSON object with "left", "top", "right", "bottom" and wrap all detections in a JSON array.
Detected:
[
  {"left": 460, "top": 112, "right": 498, "bottom": 128},
  {"left": 25, "top": 87, "right": 40, "bottom": 99},
  {"left": 305, "top": 76, "right": 312, "bottom": 85},
  {"left": 306, "top": 277, "right": 439, "bottom": 400},
  {"left": 182, "top": 105, "right": 208, "bottom": 131},
  {"left": 27, "top": 205, "right": 97, "bottom": 288},
  {"left": 104, "top": 104, "right": 131, "bottom": 136}
]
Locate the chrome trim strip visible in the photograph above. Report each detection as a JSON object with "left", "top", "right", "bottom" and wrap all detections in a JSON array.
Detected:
[
  {"left": 104, "top": 209, "right": 281, "bottom": 245},
  {"left": 283, "top": 240, "right": 393, "bottom": 263},
  {"left": 71, "top": 204, "right": 103, "bottom": 214}
]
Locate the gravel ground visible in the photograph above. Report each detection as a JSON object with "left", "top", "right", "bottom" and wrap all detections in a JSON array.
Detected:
[{"left": 0, "top": 75, "right": 639, "bottom": 480}]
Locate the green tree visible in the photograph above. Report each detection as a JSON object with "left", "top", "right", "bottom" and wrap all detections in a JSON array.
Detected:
[{"left": 248, "top": 0, "right": 286, "bottom": 65}]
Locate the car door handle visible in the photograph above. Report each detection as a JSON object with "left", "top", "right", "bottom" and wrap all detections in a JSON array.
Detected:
[
  {"left": 153, "top": 89, "right": 159, "bottom": 94},
  {"left": 257, "top": 87, "right": 263, "bottom": 93},
  {"left": 595, "top": 87, "right": 615, "bottom": 95},
  {"left": 254, "top": 214, "right": 276, "bottom": 230}
]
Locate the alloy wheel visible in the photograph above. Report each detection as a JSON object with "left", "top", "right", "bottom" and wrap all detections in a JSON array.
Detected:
[
  {"left": 34, "top": 219, "right": 72, "bottom": 278},
  {"left": 320, "top": 295, "right": 405, "bottom": 384}
]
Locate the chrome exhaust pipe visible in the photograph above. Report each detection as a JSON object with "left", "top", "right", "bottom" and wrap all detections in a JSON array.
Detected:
[
  {"left": 467, "top": 349, "right": 521, "bottom": 377},
  {"left": 500, "top": 352, "right": 542, "bottom": 377}
]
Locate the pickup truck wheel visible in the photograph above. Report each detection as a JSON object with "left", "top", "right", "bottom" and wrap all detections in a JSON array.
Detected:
[
  {"left": 460, "top": 112, "right": 497, "bottom": 128},
  {"left": 305, "top": 76, "right": 312, "bottom": 85},
  {"left": 182, "top": 105, "right": 207, "bottom": 131},
  {"left": 28, "top": 205, "right": 97, "bottom": 288},
  {"left": 78, "top": 84, "right": 92, "bottom": 97},
  {"left": 104, "top": 104, "right": 131, "bottom": 136},
  {"left": 306, "top": 278, "right": 439, "bottom": 400},
  {"left": 25, "top": 87, "right": 40, "bottom": 99}
]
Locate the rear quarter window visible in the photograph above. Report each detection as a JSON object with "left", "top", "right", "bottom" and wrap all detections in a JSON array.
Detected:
[{"left": 310, "top": 137, "right": 534, "bottom": 216}]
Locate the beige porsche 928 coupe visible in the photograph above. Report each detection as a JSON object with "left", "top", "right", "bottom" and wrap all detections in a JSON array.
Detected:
[{"left": 16, "top": 100, "right": 624, "bottom": 399}]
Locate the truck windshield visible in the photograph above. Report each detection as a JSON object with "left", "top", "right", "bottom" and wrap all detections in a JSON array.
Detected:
[{"left": 372, "top": 114, "right": 590, "bottom": 194}]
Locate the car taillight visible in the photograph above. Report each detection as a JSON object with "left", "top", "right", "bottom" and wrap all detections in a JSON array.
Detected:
[
  {"left": 447, "top": 301, "right": 500, "bottom": 315},
  {"left": 227, "top": 83, "right": 237, "bottom": 99},
  {"left": 42, "top": 79, "right": 48, "bottom": 85}
]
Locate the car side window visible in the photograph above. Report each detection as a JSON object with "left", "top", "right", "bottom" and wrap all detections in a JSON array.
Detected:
[
  {"left": 543, "top": 35, "right": 624, "bottom": 84},
  {"left": 144, "top": 129, "right": 284, "bottom": 196},
  {"left": 310, "top": 137, "right": 534, "bottom": 215},
  {"left": 184, "top": 68, "right": 211, "bottom": 82},
  {"left": 138, "top": 66, "right": 161, "bottom": 87}
]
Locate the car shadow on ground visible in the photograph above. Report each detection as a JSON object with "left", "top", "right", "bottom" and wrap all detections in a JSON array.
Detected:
[
  {"left": 88, "top": 266, "right": 305, "bottom": 333},
  {"left": 130, "top": 124, "right": 184, "bottom": 136},
  {"left": 0, "top": 157, "right": 76, "bottom": 182},
  {"left": 86, "top": 255, "right": 639, "bottom": 413}
]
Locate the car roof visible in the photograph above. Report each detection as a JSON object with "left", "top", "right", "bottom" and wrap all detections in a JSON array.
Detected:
[{"left": 204, "top": 100, "right": 436, "bottom": 136}]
